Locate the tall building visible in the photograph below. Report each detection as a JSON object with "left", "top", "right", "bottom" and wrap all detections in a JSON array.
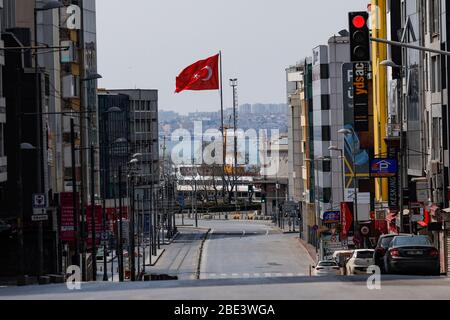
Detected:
[
  {"left": 98, "top": 91, "right": 130, "bottom": 200},
  {"left": 286, "top": 63, "right": 305, "bottom": 204},
  {"left": 0, "top": 0, "right": 99, "bottom": 278},
  {"left": 106, "top": 89, "right": 160, "bottom": 192},
  {"left": 0, "top": 0, "right": 7, "bottom": 187}
]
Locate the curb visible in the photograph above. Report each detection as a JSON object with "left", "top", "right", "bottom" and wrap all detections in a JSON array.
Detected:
[
  {"left": 149, "top": 249, "right": 166, "bottom": 267},
  {"left": 297, "top": 238, "right": 318, "bottom": 264},
  {"left": 196, "top": 228, "right": 212, "bottom": 280}
]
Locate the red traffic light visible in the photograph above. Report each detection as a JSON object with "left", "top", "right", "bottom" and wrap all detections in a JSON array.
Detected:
[{"left": 352, "top": 15, "right": 366, "bottom": 29}]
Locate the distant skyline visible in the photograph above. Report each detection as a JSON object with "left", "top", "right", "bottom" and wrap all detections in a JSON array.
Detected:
[{"left": 96, "top": 0, "right": 367, "bottom": 115}]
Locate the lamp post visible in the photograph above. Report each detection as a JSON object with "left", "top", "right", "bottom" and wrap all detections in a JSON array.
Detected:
[
  {"left": 329, "top": 146, "right": 345, "bottom": 204},
  {"left": 338, "top": 128, "right": 359, "bottom": 240},
  {"left": 230, "top": 79, "right": 238, "bottom": 213},
  {"left": 128, "top": 156, "right": 141, "bottom": 281}
]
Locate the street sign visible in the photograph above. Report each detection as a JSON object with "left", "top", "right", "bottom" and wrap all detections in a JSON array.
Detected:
[
  {"left": 32, "top": 215, "right": 48, "bottom": 222},
  {"left": 32, "top": 194, "right": 48, "bottom": 217},
  {"left": 323, "top": 211, "right": 340, "bottom": 224},
  {"left": 370, "top": 159, "right": 398, "bottom": 178}
]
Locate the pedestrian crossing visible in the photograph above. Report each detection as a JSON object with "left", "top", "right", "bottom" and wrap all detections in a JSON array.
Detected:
[{"left": 202, "top": 272, "right": 306, "bottom": 279}]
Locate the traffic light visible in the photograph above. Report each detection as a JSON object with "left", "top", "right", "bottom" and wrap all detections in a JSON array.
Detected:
[
  {"left": 349, "top": 11, "right": 370, "bottom": 62},
  {"left": 261, "top": 194, "right": 267, "bottom": 204}
]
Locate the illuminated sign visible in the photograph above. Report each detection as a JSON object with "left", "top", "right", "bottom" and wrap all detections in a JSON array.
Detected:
[{"left": 370, "top": 158, "right": 398, "bottom": 178}]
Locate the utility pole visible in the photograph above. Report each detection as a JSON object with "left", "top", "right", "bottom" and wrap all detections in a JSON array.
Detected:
[
  {"left": 118, "top": 166, "right": 124, "bottom": 282},
  {"left": 70, "top": 119, "right": 80, "bottom": 268},
  {"left": 90, "top": 144, "right": 97, "bottom": 281},
  {"left": 230, "top": 79, "right": 238, "bottom": 214}
]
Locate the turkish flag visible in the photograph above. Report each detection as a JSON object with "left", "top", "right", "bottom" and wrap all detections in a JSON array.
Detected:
[{"left": 175, "top": 54, "right": 220, "bottom": 93}]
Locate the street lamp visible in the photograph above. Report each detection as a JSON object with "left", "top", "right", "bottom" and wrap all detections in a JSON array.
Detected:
[
  {"left": 127, "top": 157, "right": 141, "bottom": 281},
  {"left": 329, "top": 146, "right": 345, "bottom": 204},
  {"left": 380, "top": 60, "right": 406, "bottom": 233},
  {"left": 229, "top": 78, "right": 238, "bottom": 213},
  {"left": 338, "top": 128, "right": 359, "bottom": 243}
]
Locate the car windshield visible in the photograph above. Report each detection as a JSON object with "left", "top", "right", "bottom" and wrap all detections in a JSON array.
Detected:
[
  {"left": 356, "top": 251, "right": 374, "bottom": 259},
  {"left": 394, "top": 236, "right": 431, "bottom": 246},
  {"left": 380, "top": 236, "right": 395, "bottom": 247},
  {"left": 318, "top": 261, "right": 337, "bottom": 267}
]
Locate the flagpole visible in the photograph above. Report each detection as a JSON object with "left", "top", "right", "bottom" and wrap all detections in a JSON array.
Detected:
[{"left": 219, "top": 51, "right": 226, "bottom": 218}]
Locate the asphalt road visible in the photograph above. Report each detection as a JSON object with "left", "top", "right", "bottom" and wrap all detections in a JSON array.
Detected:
[
  {"left": 1, "top": 219, "right": 449, "bottom": 300},
  {"left": 199, "top": 220, "right": 313, "bottom": 280}
]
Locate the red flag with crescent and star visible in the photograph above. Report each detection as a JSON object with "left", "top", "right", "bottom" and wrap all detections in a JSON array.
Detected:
[{"left": 175, "top": 54, "right": 220, "bottom": 93}]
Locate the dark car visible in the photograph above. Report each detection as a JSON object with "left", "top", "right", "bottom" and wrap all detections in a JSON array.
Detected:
[
  {"left": 374, "top": 234, "right": 408, "bottom": 273},
  {"left": 384, "top": 235, "right": 440, "bottom": 276}
]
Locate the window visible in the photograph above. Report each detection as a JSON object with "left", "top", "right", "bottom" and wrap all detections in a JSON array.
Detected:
[
  {"left": 321, "top": 94, "right": 330, "bottom": 110},
  {"left": 0, "top": 123, "right": 4, "bottom": 157},
  {"left": 432, "top": 117, "right": 442, "bottom": 160},
  {"left": 430, "top": 0, "right": 440, "bottom": 35},
  {"left": 322, "top": 126, "right": 331, "bottom": 141},
  {"left": 431, "top": 56, "right": 440, "bottom": 93}
]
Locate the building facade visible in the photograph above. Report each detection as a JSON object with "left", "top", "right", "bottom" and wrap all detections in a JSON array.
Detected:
[{"left": 0, "top": 0, "right": 7, "bottom": 187}]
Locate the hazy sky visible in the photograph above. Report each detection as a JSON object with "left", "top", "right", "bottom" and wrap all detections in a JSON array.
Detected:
[{"left": 96, "top": 0, "right": 367, "bottom": 114}]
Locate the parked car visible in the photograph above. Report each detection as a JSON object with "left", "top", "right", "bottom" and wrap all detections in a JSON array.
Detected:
[
  {"left": 374, "top": 234, "right": 409, "bottom": 273},
  {"left": 346, "top": 249, "right": 375, "bottom": 275},
  {"left": 313, "top": 260, "right": 341, "bottom": 276},
  {"left": 384, "top": 235, "right": 440, "bottom": 276}
]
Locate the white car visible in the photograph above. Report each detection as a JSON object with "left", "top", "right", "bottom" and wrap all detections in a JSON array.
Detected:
[
  {"left": 313, "top": 260, "right": 341, "bottom": 276},
  {"left": 346, "top": 249, "right": 375, "bottom": 275}
]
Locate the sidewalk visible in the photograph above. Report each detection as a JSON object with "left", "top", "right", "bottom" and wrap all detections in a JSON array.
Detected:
[{"left": 297, "top": 238, "right": 319, "bottom": 264}]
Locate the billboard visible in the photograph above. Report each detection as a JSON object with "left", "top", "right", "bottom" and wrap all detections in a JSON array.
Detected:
[
  {"left": 342, "top": 63, "right": 371, "bottom": 189},
  {"left": 353, "top": 62, "right": 370, "bottom": 132},
  {"left": 60, "top": 192, "right": 79, "bottom": 242},
  {"left": 86, "top": 205, "right": 103, "bottom": 247}
]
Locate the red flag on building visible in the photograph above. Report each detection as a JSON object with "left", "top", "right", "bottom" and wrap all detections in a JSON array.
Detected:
[{"left": 175, "top": 54, "right": 220, "bottom": 93}]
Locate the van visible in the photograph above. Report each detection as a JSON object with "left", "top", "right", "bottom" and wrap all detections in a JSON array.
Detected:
[{"left": 332, "top": 250, "right": 354, "bottom": 268}]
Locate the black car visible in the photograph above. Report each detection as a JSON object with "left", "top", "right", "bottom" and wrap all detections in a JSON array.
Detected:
[
  {"left": 384, "top": 235, "right": 440, "bottom": 276},
  {"left": 374, "top": 234, "right": 408, "bottom": 273}
]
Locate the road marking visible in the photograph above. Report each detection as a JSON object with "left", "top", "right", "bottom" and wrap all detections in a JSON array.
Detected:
[
  {"left": 243, "top": 273, "right": 250, "bottom": 278},
  {"left": 221, "top": 274, "right": 227, "bottom": 277},
  {"left": 266, "top": 230, "right": 269, "bottom": 236},
  {"left": 276, "top": 273, "right": 283, "bottom": 277},
  {"left": 265, "top": 273, "right": 272, "bottom": 277},
  {"left": 242, "top": 230, "right": 246, "bottom": 236},
  {"left": 287, "top": 273, "right": 294, "bottom": 277},
  {"left": 254, "top": 273, "right": 261, "bottom": 277},
  {"left": 232, "top": 273, "right": 239, "bottom": 277}
]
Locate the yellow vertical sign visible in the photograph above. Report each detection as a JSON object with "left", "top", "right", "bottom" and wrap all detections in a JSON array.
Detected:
[{"left": 371, "top": 0, "right": 389, "bottom": 203}]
